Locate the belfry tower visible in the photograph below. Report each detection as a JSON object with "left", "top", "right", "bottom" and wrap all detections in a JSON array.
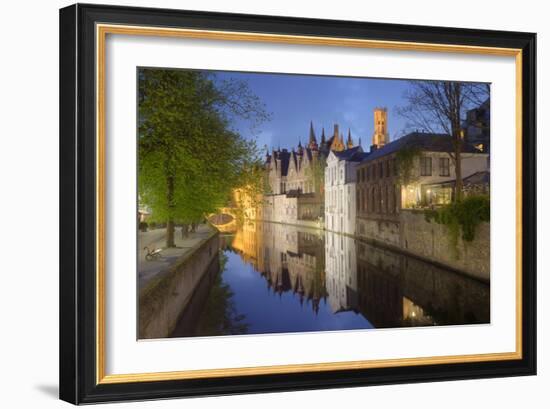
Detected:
[{"left": 371, "top": 107, "right": 388, "bottom": 149}]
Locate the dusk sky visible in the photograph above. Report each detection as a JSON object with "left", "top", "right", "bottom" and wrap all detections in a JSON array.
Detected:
[{"left": 214, "top": 70, "right": 414, "bottom": 153}]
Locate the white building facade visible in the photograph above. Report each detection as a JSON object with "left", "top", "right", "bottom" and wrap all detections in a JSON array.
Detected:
[{"left": 324, "top": 147, "right": 368, "bottom": 236}]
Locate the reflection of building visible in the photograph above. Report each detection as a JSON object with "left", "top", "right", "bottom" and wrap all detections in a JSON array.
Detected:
[
  {"left": 263, "top": 122, "right": 361, "bottom": 228},
  {"left": 324, "top": 231, "right": 358, "bottom": 313},
  {"left": 232, "top": 221, "right": 327, "bottom": 312},
  {"left": 325, "top": 146, "right": 368, "bottom": 235},
  {"left": 355, "top": 241, "right": 404, "bottom": 327},
  {"left": 228, "top": 220, "right": 489, "bottom": 328},
  {"left": 354, "top": 239, "right": 489, "bottom": 327}
]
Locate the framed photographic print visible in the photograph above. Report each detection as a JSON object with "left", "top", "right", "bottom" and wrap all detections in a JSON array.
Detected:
[{"left": 59, "top": 3, "right": 536, "bottom": 404}]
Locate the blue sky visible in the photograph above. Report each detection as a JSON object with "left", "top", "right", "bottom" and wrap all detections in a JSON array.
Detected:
[{"left": 213, "top": 70, "right": 413, "bottom": 153}]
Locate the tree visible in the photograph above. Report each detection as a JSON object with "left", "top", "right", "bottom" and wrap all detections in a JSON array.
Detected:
[
  {"left": 305, "top": 154, "right": 327, "bottom": 196},
  {"left": 231, "top": 163, "right": 269, "bottom": 225},
  {"left": 397, "top": 81, "right": 489, "bottom": 202},
  {"left": 138, "top": 69, "right": 268, "bottom": 247}
]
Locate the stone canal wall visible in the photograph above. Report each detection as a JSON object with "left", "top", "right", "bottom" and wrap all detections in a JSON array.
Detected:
[
  {"left": 357, "top": 210, "right": 490, "bottom": 282},
  {"left": 139, "top": 231, "right": 220, "bottom": 339},
  {"left": 400, "top": 210, "right": 490, "bottom": 281}
]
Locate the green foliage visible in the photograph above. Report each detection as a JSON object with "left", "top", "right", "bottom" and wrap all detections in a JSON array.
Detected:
[
  {"left": 425, "top": 195, "right": 490, "bottom": 255},
  {"left": 396, "top": 146, "right": 421, "bottom": 186},
  {"left": 138, "top": 68, "right": 268, "bottom": 236},
  {"left": 305, "top": 155, "right": 327, "bottom": 195},
  {"left": 232, "top": 163, "right": 269, "bottom": 225}
]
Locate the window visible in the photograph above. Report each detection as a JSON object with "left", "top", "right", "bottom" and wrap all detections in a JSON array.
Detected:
[
  {"left": 420, "top": 156, "right": 432, "bottom": 176},
  {"left": 385, "top": 160, "right": 390, "bottom": 177},
  {"left": 378, "top": 162, "right": 383, "bottom": 178},
  {"left": 392, "top": 158, "right": 398, "bottom": 176},
  {"left": 439, "top": 157, "right": 450, "bottom": 176}
]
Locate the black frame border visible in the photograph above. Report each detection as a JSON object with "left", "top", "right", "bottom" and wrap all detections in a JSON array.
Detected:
[{"left": 59, "top": 3, "right": 536, "bottom": 404}]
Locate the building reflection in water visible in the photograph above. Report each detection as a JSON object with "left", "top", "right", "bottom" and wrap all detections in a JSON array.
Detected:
[
  {"left": 231, "top": 221, "right": 327, "bottom": 314},
  {"left": 183, "top": 221, "right": 489, "bottom": 337}
]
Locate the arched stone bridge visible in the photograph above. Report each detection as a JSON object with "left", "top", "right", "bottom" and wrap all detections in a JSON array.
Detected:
[{"left": 208, "top": 207, "right": 238, "bottom": 233}]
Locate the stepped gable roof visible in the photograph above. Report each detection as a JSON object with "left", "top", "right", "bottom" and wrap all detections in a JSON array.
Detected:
[
  {"left": 362, "top": 132, "right": 482, "bottom": 163},
  {"left": 333, "top": 146, "right": 368, "bottom": 162}
]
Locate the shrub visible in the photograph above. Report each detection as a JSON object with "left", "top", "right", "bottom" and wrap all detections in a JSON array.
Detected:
[{"left": 425, "top": 194, "right": 490, "bottom": 246}]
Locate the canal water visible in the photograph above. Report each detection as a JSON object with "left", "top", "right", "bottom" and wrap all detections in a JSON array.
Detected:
[{"left": 171, "top": 221, "right": 489, "bottom": 338}]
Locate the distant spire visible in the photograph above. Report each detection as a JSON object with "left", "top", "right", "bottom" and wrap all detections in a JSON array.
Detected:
[
  {"left": 308, "top": 121, "right": 318, "bottom": 150},
  {"left": 347, "top": 128, "right": 354, "bottom": 148},
  {"left": 321, "top": 128, "right": 326, "bottom": 144}
]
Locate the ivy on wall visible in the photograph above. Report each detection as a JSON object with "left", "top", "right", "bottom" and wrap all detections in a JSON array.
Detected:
[
  {"left": 395, "top": 146, "right": 421, "bottom": 186},
  {"left": 425, "top": 195, "right": 490, "bottom": 256}
]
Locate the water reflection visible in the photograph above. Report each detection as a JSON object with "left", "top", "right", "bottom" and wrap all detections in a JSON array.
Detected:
[{"left": 171, "top": 221, "right": 489, "bottom": 337}]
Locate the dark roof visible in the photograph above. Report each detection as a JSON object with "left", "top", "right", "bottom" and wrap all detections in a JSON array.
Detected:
[
  {"left": 361, "top": 132, "right": 482, "bottom": 163},
  {"left": 464, "top": 170, "right": 490, "bottom": 185},
  {"left": 273, "top": 149, "right": 290, "bottom": 176},
  {"left": 333, "top": 146, "right": 369, "bottom": 162}
]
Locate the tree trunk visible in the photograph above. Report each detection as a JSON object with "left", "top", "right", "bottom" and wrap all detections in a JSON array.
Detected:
[
  {"left": 166, "top": 175, "right": 176, "bottom": 248},
  {"left": 455, "top": 149, "right": 463, "bottom": 202},
  {"left": 166, "top": 219, "right": 175, "bottom": 248}
]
